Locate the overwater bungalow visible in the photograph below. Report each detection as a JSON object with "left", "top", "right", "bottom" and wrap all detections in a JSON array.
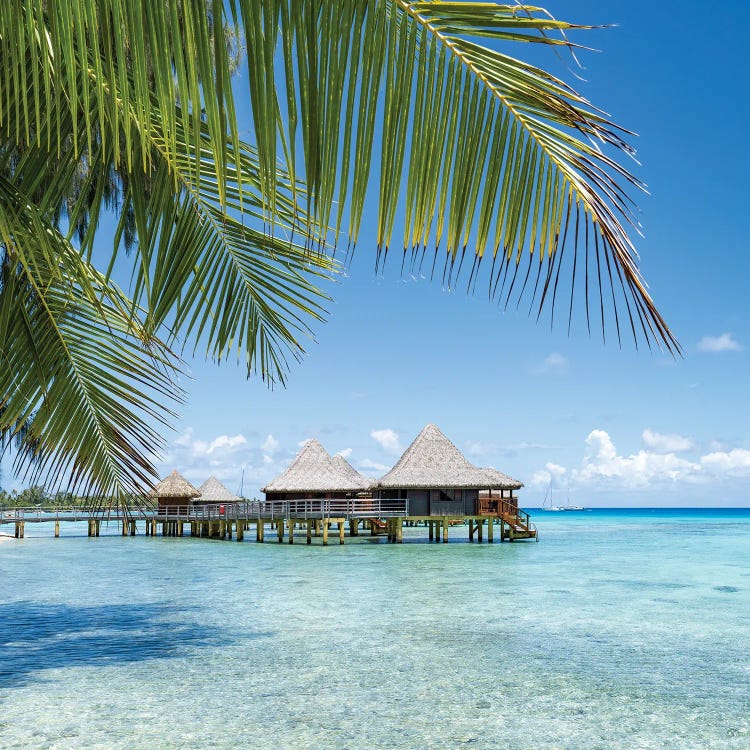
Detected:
[
  {"left": 149, "top": 470, "right": 201, "bottom": 511},
  {"left": 195, "top": 476, "right": 241, "bottom": 507},
  {"left": 376, "top": 424, "right": 523, "bottom": 516},
  {"left": 263, "top": 439, "right": 372, "bottom": 501}
]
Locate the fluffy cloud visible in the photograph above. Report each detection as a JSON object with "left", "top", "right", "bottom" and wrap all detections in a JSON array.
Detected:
[
  {"left": 575, "top": 430, "right": 702, "bottom": 488},
  {"left": 532, "top": 352, "right": 569, "bottom": 375},
  {"left": 357, "top": 458, "right": 389, "bottom": 474},
  {"left": 700, "top": 449, "right": 750, "bottom": 477},
  {"left": 371, "top": 428, "right": 402, "bottom": 455},
  {"left": 642, "top": 429, "right": 694, "bottom": 453},
  {"left": 335, "top": 448, "right": 353, "bottom": 459},
  {"left": 163, "top": 428, "right": 289, "bottom": 498},
  {"left": 530, "top": 462, "right": 567, "bottom": 488},
  {"left": 532, "top": 429, "right": 750, "bottom": 491},
  {"left": 697, "top": 333, "right": 743, "bottom": 352},
  {"left": 261, "top": 434, "right": 280, "bottom": 454}
]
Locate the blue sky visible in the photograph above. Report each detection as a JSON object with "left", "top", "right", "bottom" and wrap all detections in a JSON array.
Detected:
[{"left": 4, "top": 1, "right": 749, "bottom": 506}]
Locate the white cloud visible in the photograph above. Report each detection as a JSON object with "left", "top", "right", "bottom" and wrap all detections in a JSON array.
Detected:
[
  {"left": 465, "top": 440, "right": 495, "bottom": 457},
  {"left": 697, "top": 333, "right": 743, "bottom": 353},
  {"left": 532, "top": 352, "right": 569, "bottom": 375},
  {"left": 202, "top": 434, "right": 247, "bottom": 455},
  {"left": 261, "top": 434, "right": 280, "bottom": 454},
  {"left": 371, "top": 428, "right": 402, "bottom": 455},
  {"left": 335, "top": 448, "right": 353, "bottom": 459},
  {"left": 532, "top": 429, "right": 750, "bottom": 492},
  {"left": 642, "top": 429, "right": 694, "bottom": 453},
  {"left": 701, "top": 449, "right": 750, "bottom": 477},
  {"left": 573, "top": 430, "right": 702, "bottom": 488},
  {"left": 358, "top": 458, "right": 390, "bottom": 473},
  {"left": 174, "top": 428, "right": 194, "bottom": 447},
  {"left": 530, "top": 462, "right": 567, "bottom": 488}
]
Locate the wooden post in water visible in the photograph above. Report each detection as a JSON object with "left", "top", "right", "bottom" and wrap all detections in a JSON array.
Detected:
[
  {"left": 307, "top": 521, "right": 312, "bottom": 545},
  {"left": 287, "top": 518, "right": 294, "bottom": 544},
  {"left": 122, "top": 520, "right": 128, "bottom": 536},
  {"left": 322, "top": 520, "right": 329, "bottom": 546},
  {"left": 54, "top": 520, "right": 60, "bottom": 538},
  {"left": 477, "top": 518, "right": 483, "bottom": 543},
  {"left": 428, "top": 521, "right": 434, "bottom": 541},
  {"left": 469, "top": 519, "right": 475, "bottom": 542},
  {"left": 277, "top": 520, "right": 284, "bottom": 543},
  {"left": 339, "top": 520, "right": 345, "bottom": 545},
  {"left": 236, "top": 521, "right": 244, "bottom": 541},
  {"left": 396, "top": 520, "right": 403, "bottom": 544},
  {"left": 442, "top": 518, "right": 448, "bottom": 543},
  {"left": 487, "top": 517, "right": 494, "bottom": 544}
]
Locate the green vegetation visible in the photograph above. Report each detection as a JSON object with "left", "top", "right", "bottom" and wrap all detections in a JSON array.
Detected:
[{"left": 0, "top": 1, "right": 677, "bottom": 507}]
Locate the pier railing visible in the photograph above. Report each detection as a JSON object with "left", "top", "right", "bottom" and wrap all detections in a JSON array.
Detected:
[{"left": 1, "top": 499, "right": 409, "bottom": 524}]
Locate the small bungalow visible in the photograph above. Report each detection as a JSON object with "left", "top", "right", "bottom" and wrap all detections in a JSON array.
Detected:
[
  {"left": 150, "top": 469, "right": 201, "bottom": 510},
  {"left": 195, "top": 476, "right": 241, "bottom": 506},
  {"left": 263, "top": 439, "right": 372, "bottom": 501},
  {"left": 376, "top": 424, "right": 523, "bottom": 516}
]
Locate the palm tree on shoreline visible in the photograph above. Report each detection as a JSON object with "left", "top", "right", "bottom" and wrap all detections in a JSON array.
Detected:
[{"left": 0, "top": 1, "right": 679, "bottom": 507}]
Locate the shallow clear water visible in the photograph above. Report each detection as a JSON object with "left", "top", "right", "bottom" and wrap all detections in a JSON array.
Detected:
[{"left": 1, "top": 509, "right": 749, "bottom": 749}]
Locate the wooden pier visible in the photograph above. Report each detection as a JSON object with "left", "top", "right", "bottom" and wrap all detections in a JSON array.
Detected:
[{"left": 0, "top": 498, "right": 536, "bottom": 544}]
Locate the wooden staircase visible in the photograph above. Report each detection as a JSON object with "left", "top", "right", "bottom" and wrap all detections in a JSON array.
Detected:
[{"left": 478, "top": 496, "right": 537, "bottom": 540}]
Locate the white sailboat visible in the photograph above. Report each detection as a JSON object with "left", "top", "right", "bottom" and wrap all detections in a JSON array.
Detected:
[{"left": 541, "top": 483, "right": 585, "bottom": 511}]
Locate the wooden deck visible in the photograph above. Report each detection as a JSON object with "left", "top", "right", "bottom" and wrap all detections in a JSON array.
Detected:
[{"left": 0, "top": 499, "right": 536, "bottom": 543}]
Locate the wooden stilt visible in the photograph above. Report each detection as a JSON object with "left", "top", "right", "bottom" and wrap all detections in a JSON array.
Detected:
[
  {"left": 307, "top": 521, "right": 312, "bottom": 545},
  {"left": 236, "top": 522, "right": 244, "bottom": 541},
  {"left": 55, "top": 520, "right": 60, "bottom": 538},
  {"left": 428, "top": 521, "right": 434, "bottom": 541},
  {"left": 339, "top": 520, "right": 345, "bottom": 545},
  {"left": 487, "top": 517, "right": 494, "bottom": 543},
  {"left": 130, "top": 521, "right": 136, "bottom": 536},
  {"left": 396, "top": 520, "right": 403, "bottom": 544},
  {"left": 277, "top": 520, "right": 284, "bottom": 543},
  {"left": 469, "top": 519, "right": 475, "bottom": 542},
  {"left": 477, "top": 519, "right": 483, "bottom": 543},
  {"left": 442, "top": 518, "right": 448, "bottom": 543},
  {"left": 322, "top": 520, "right": 329, "bottom": 546},
  {"left": 288, "top": 518, "right": 294, "bottom": 544}
]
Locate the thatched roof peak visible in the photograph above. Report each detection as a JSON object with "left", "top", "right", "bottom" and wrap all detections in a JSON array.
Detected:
[
  {"left": 150, "top": 470, "right": 201, "bottom": 498},
  {"left": 378, "top": 424, "right": 523, "bottom": 489},
  {"left": 263, "top": 440, "right": 370, "bottom": 493},
  {"left": 198, "top": 475, "right": 241, "bottom": 503}
]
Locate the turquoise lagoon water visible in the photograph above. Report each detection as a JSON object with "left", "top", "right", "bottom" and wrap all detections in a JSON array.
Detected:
[{"left": 1, "top": 508, "right": 749, "bottom": 749}]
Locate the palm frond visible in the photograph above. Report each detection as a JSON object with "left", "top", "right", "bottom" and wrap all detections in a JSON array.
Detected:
[
  {"left": 0, "top": 175, "right": 182, "bottom": 502},
  {"left": 245, "top": 1, "right": 678, "bottom": 352}
]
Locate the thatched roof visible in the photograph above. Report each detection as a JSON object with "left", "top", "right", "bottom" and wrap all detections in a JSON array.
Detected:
[
  {"left": 378, "top": 424, "right": 523, "bottom": 489},
  {"left": 149, "top": 470, "right": 201, "bottom": 498},
  {"left": 332, "top": 454, "right": 374, "bottom": 491},
  {"left": 197, "top": 476, "right": 241, "bottom": 503},
  {"left": 478, "top": 467, "right": 524, "bottom": 490},
  {"left": 263, "top": 439, "right": 370, "bottom": 493}
]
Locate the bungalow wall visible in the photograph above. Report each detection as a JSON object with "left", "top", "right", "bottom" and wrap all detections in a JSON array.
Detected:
[{"left": 377, "top": 488, "right": 479, "bottom": 515}]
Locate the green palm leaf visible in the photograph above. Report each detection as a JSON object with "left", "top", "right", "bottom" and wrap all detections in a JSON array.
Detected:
[
  {"left": 0, "top": 176, "right": 182, "bottom": 505},
  {"left": 242, "top": 1, "right": 677, "bottom": 351}
]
